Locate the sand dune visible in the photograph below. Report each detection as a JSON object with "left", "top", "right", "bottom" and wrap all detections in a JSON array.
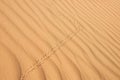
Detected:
[{"left": 0, "top": 0, "right": 120, "bottom": 80}]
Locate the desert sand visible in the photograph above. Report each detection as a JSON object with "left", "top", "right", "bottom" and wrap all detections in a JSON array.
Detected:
[{"left": 0, "top": 0, "right": 120, "bottom": 80}]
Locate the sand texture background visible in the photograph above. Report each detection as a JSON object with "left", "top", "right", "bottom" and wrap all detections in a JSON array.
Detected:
[{"left": 0, "top": 0, "right": 120, "bottom": 80}]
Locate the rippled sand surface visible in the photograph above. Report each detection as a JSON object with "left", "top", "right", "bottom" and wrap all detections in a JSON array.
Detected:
[{"left": 0, "top": 0, "right": 120, "bottom": 80}]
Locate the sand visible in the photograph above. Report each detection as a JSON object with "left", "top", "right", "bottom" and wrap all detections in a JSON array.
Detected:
[{"left": 0, "top": 0, "right": 120, "bottom": 80}]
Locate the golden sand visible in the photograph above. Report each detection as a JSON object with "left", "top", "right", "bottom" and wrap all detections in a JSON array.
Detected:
[{"left": 0, "top": 0, "right": 120, "bottom": 80}]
